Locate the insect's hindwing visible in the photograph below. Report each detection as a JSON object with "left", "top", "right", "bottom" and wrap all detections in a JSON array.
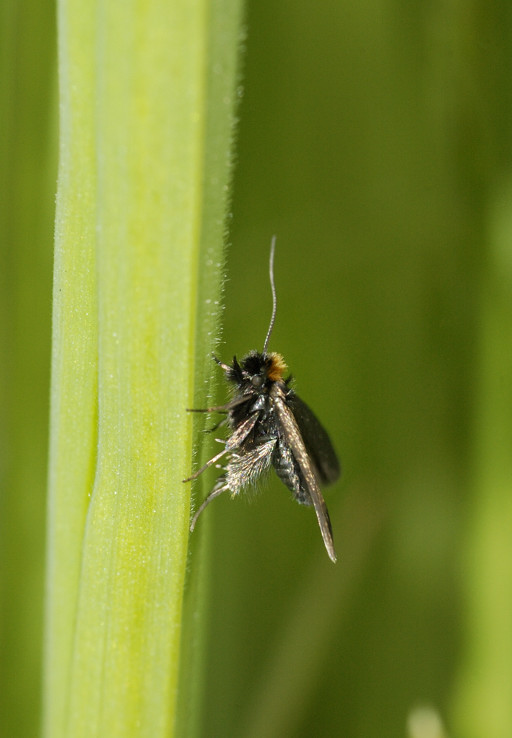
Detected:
[{"left": 287, "top": 394, "right": 340, "bottom": 485}]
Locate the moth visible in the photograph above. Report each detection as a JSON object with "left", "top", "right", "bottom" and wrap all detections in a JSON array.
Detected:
[{"left": 184, "top": 237, "right": 340, "bottom": 562}]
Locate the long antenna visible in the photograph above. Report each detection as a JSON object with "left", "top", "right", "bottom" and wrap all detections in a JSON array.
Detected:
[{"left": 262, "top": 235, "right": 277, "bottom": 354}]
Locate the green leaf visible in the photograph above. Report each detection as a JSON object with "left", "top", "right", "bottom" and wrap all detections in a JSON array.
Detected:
[{"left": 43, "top": 1, "right": 244, "bottom": 736}]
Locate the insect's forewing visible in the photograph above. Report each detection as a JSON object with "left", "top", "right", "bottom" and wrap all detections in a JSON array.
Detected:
[
  {"left": 272, "top": 387, "right": 337, "bottom": 563},
  {"left": 287, "top": 394, "right": 340, "bottom": 485}
]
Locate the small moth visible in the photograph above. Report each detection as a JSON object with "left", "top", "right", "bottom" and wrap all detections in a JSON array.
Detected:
[{"left": 184, "top": 237, "right": 340, "bottom": 562}]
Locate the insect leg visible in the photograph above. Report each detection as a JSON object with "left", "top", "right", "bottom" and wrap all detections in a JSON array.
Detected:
[
  {"left": 182, "top": 447, "right": 228, "bottom": 482},
  {"left": 183, "top": 414, "right": 259, "bottom": 483},
  {"left": 205, "top": 417, "right": 228, "bottom": 433},
  {"left": 186, "top": 392, "right": 252, "bottom": 415},
  {"left": 189, "top": 481, "right": 229, "bottom": 532},
  {"left": 212, "top": 354, "right": 232, "bottom": 373},
  {"left": 186, "top": 406, "right": 229, "bottom": 414}
]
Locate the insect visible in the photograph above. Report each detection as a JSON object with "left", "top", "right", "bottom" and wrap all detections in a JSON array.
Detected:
[{"left": 184, "top": 237, "right": 340, "bottom": 562}]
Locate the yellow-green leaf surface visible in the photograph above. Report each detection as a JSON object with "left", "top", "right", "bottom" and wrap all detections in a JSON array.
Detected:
[{"left": 44, "top": 1, "right": 243, "bottom": 737}]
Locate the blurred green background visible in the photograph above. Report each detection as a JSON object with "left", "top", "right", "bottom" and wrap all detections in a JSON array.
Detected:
[
  {"left": 1, "top": 1, "right": 57, "bottom": 737},
  {"left": 2, "top": 1, "right": 512, "bottom": 737}
]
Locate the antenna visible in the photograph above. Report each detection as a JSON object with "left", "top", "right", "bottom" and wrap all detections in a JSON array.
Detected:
[{"left": 262, "top": 235, "right": 277, "bottom": 354}]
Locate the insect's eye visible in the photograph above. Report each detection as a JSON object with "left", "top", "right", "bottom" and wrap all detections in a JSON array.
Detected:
[{"left": 251, "top": 374, "right": 264, "bottom": 388}]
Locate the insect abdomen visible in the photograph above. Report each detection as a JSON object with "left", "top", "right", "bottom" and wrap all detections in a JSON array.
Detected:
[{"left": 273, "top": 438, "right": 312, "bottom": 506}]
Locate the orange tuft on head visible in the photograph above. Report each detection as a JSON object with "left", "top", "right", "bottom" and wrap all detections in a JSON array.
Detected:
[{"left": 267, "top": 352, "right": 287, "bottom": 381}]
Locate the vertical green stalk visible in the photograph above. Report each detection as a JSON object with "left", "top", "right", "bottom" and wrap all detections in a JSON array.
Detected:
[
  {"left": 453, "top": 181, "right": 512, "bottom": 738},
  {"left": 44, "top": 1, "right": 243, "bottom": 736}
]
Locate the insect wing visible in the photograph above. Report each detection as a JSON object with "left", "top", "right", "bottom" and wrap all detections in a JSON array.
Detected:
[
  {"left": 273, "top": 389, "right": 337, "bottom": 562},
  {"left": 287, "top": 394, "right": 340, "bottom": 485}
]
